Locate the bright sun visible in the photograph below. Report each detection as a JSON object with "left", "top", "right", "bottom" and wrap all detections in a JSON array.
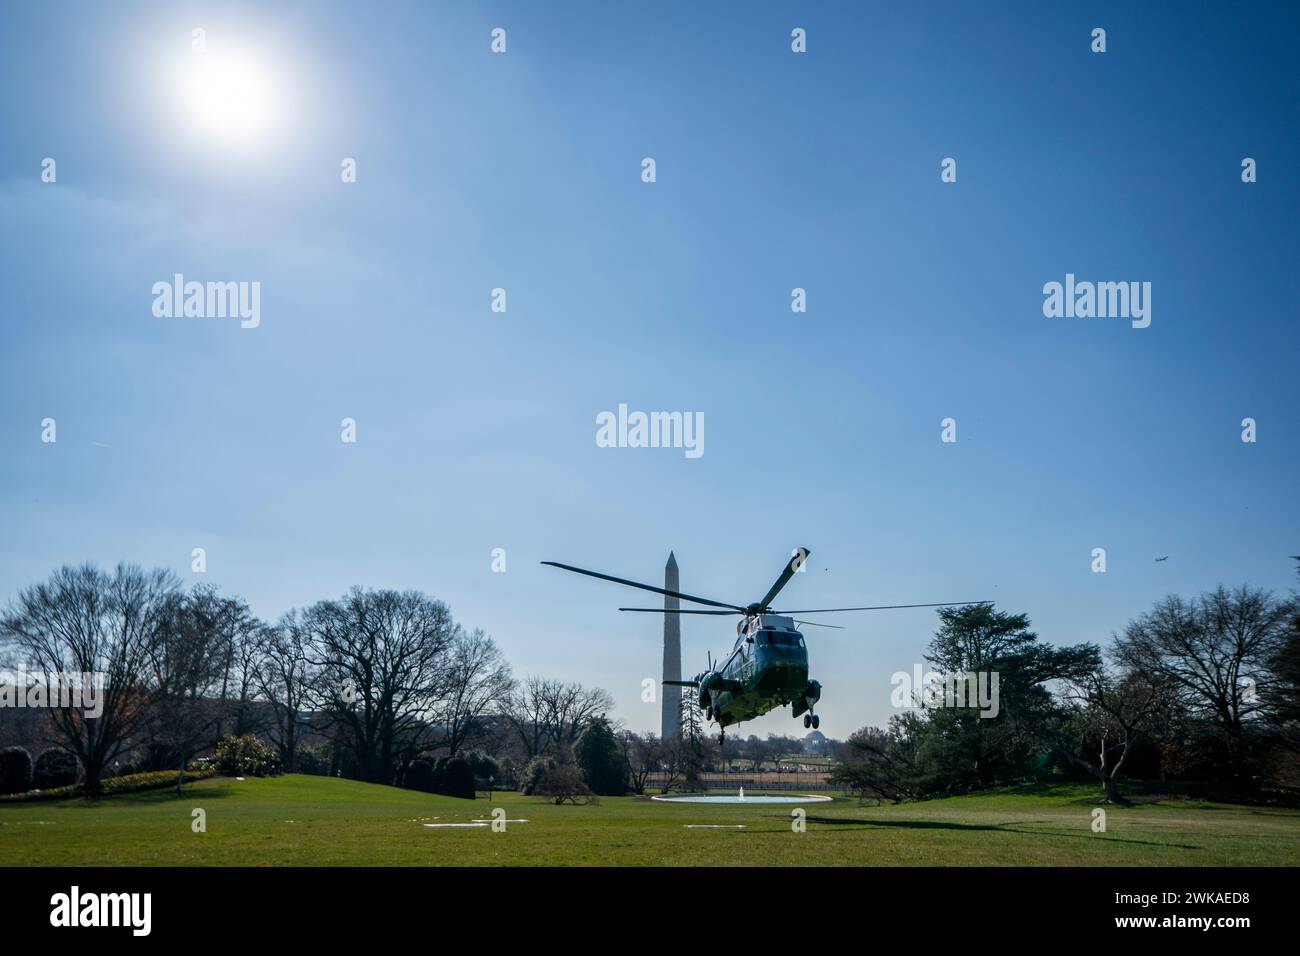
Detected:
[{"left": 181, "top": 52, "right": 276, "bottom": 143}]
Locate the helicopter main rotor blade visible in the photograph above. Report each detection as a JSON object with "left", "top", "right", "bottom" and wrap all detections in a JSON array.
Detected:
[
  {"left": 794, "top": 619, "right": 845, "bottom": 629},
  {"left": 777, "top": 601, "right": 992, "bottom": 614},
  {"left": 618, "top": 607, "right": 740, "bottom": 615},
  {"left": 756, "top": 547, "right": 811, "bottom": 610},
  {"left": 541, "top": 561, "right": 747, "bottom": 611},
  {"left": 661, "top": 679, "right": 701, "bottom": 687}
]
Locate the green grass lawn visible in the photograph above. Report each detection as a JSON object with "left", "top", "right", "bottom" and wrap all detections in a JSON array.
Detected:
[{"left": 2, "top": 774, "right": 1297, "bottom": 866}]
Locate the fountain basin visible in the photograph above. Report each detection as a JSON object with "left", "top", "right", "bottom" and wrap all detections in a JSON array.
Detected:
[{"left": 651, "top": 793, "right": 832, "bottom": 805}]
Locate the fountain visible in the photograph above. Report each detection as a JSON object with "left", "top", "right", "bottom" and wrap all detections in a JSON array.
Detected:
[{"left": 652, "top": 790, "right": 831, "bottom": 805}]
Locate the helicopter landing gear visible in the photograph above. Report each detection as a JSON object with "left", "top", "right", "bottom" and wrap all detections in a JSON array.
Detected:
[{"left": 803, "top": 712, "right": 820, "bottom": 730}]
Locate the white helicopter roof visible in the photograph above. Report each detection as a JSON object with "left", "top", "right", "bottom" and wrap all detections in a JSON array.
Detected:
[{"left": 736, "top": 613, "right": 797, "bottom": 636}]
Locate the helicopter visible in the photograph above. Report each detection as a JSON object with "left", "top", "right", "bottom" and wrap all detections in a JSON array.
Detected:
[{"left": 543, "top": 548, "right": 988, "bottom": 744}]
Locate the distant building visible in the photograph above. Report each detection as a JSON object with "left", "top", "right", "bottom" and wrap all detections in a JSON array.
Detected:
[{"left": 801, "top": 729, "right": 829, "bottom": 755}]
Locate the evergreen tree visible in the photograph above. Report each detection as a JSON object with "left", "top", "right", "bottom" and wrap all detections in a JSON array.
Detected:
[
  {"left": 679, "top": 688, "right": 705, "bottom": 791},
  {"left": 573, "top": 716, "right": 626, "bottom": 795}
]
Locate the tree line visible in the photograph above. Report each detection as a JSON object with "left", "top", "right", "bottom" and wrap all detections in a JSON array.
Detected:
[
  {"left": 0, "top": 562, "right": 623, "bottom": 795},
  {"left": 7, "top": 560, "right": 1295, "bottom": 805},
  {"left": 833, "top": 567, "right": 1300, "bottom": 804}
]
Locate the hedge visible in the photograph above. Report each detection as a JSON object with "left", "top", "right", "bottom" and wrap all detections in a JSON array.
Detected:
[{"left": 0, "top": 768, "right": 217, "bottom": 803}]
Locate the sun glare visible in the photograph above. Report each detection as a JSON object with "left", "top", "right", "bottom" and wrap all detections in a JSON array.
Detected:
[{"left": 180, "top": 52, "right": 276, "bottom": 143}]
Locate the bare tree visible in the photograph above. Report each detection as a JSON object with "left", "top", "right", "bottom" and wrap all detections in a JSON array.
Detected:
[
  {"left": 1114, "top": 585, "right": 1289, "bottom": 780},
  {"left": 548, "top": 681, "right": 616, "bottom": 750},
  {"left": 657, "top": 736, "right": 684, "bottom": 794},
  {"left": 1057, "top": 665, "right": 1170, "bottom": 804},
  {"left": 0, "top": 564, "right": 179, "bottom": 794},
  {"left": 499, "top": 675, "right": 558, "bottom": 760},
  {"left": 304, "top": 587, "right": 455, "bottom": 784},
  {"left": 499, "top": 676, "right": 614, "bottom": 758},
  {"left": 1265, "top": 562, "right": 1300, "bottom": 762},
  {"left": 759, "top": 734, "right": 792, "bottom": 771},
  {"left": 434, "top": 627, "right": 513, "bottom": 756},
  {"left": 830, "top": 723, "right": 922, "bottom": 804},
  {"left": 147, "top": 587, "right": 237, "bottom": 793},
  {"left": 621, "top": 730, "right": 661, "bottom": 794},
  {"left": 207, "top": 592, "right": 264, "bottom": 744},
  {"left": 254, "top": 611, "right": 317, "bottom": 773}
]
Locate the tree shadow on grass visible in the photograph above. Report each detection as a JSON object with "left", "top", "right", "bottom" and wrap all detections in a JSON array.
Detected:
[
  {"left": 808, "top": 816, "right": 1007, "bottom": 832},
  {"left": 999, "top": 782, "right": 1086, "bottom": 798},
  {"left": 61, "top": 783, "right": 241, "bottom": 808},
  {"left": 800, "top": 816, "right": 1200, "bottom": 850}
]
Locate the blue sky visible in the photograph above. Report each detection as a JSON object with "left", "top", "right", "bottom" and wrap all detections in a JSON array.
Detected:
[{"left": 2, "top": 1, "right": 1297, "bottom": 738}]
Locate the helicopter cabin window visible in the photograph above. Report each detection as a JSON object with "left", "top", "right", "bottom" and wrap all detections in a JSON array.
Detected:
[{"left": 760, "top": 630, "right": 803, "bottom": 647}]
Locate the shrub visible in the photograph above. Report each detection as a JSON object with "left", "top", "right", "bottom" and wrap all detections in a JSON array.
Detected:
[
  {"left": 214, "top": 733, "right": 281, "bottom": 777},
  {"left": 440, "top": 756, "right": 476, "bottom": 799},
  {"left": 97, "top": 769, "right": 215, "bottom": 795},
  {"left": 295, "top": 746, "right": 330, "bottom": 776},
  {"left": 520, "top": 755, "right": 557, "bottom": 796},
  {"left": 534, "top": 764, "right": 596, "bottom": 805},
  {"left": 0, "top": 743, "right": 33, "bottom": 796},
  {"left": 33, "top": 748, "right": 78, "bottom": 790},
  {"left": 0, "top": 767, "right": 216, "bottom": 803},
  {"left": 465, "top": 750, "right": 499, "bottom": 784},
  {"left": 0, "top": 746, "right": 34, "bottom": 795},
  {"left": 404, "top": 759, "right": 436, "bottom": 792}
]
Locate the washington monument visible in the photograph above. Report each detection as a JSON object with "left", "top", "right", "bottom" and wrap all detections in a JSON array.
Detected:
[{"left": 661, "top": 551, "right": 682, "bottom": 739}]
